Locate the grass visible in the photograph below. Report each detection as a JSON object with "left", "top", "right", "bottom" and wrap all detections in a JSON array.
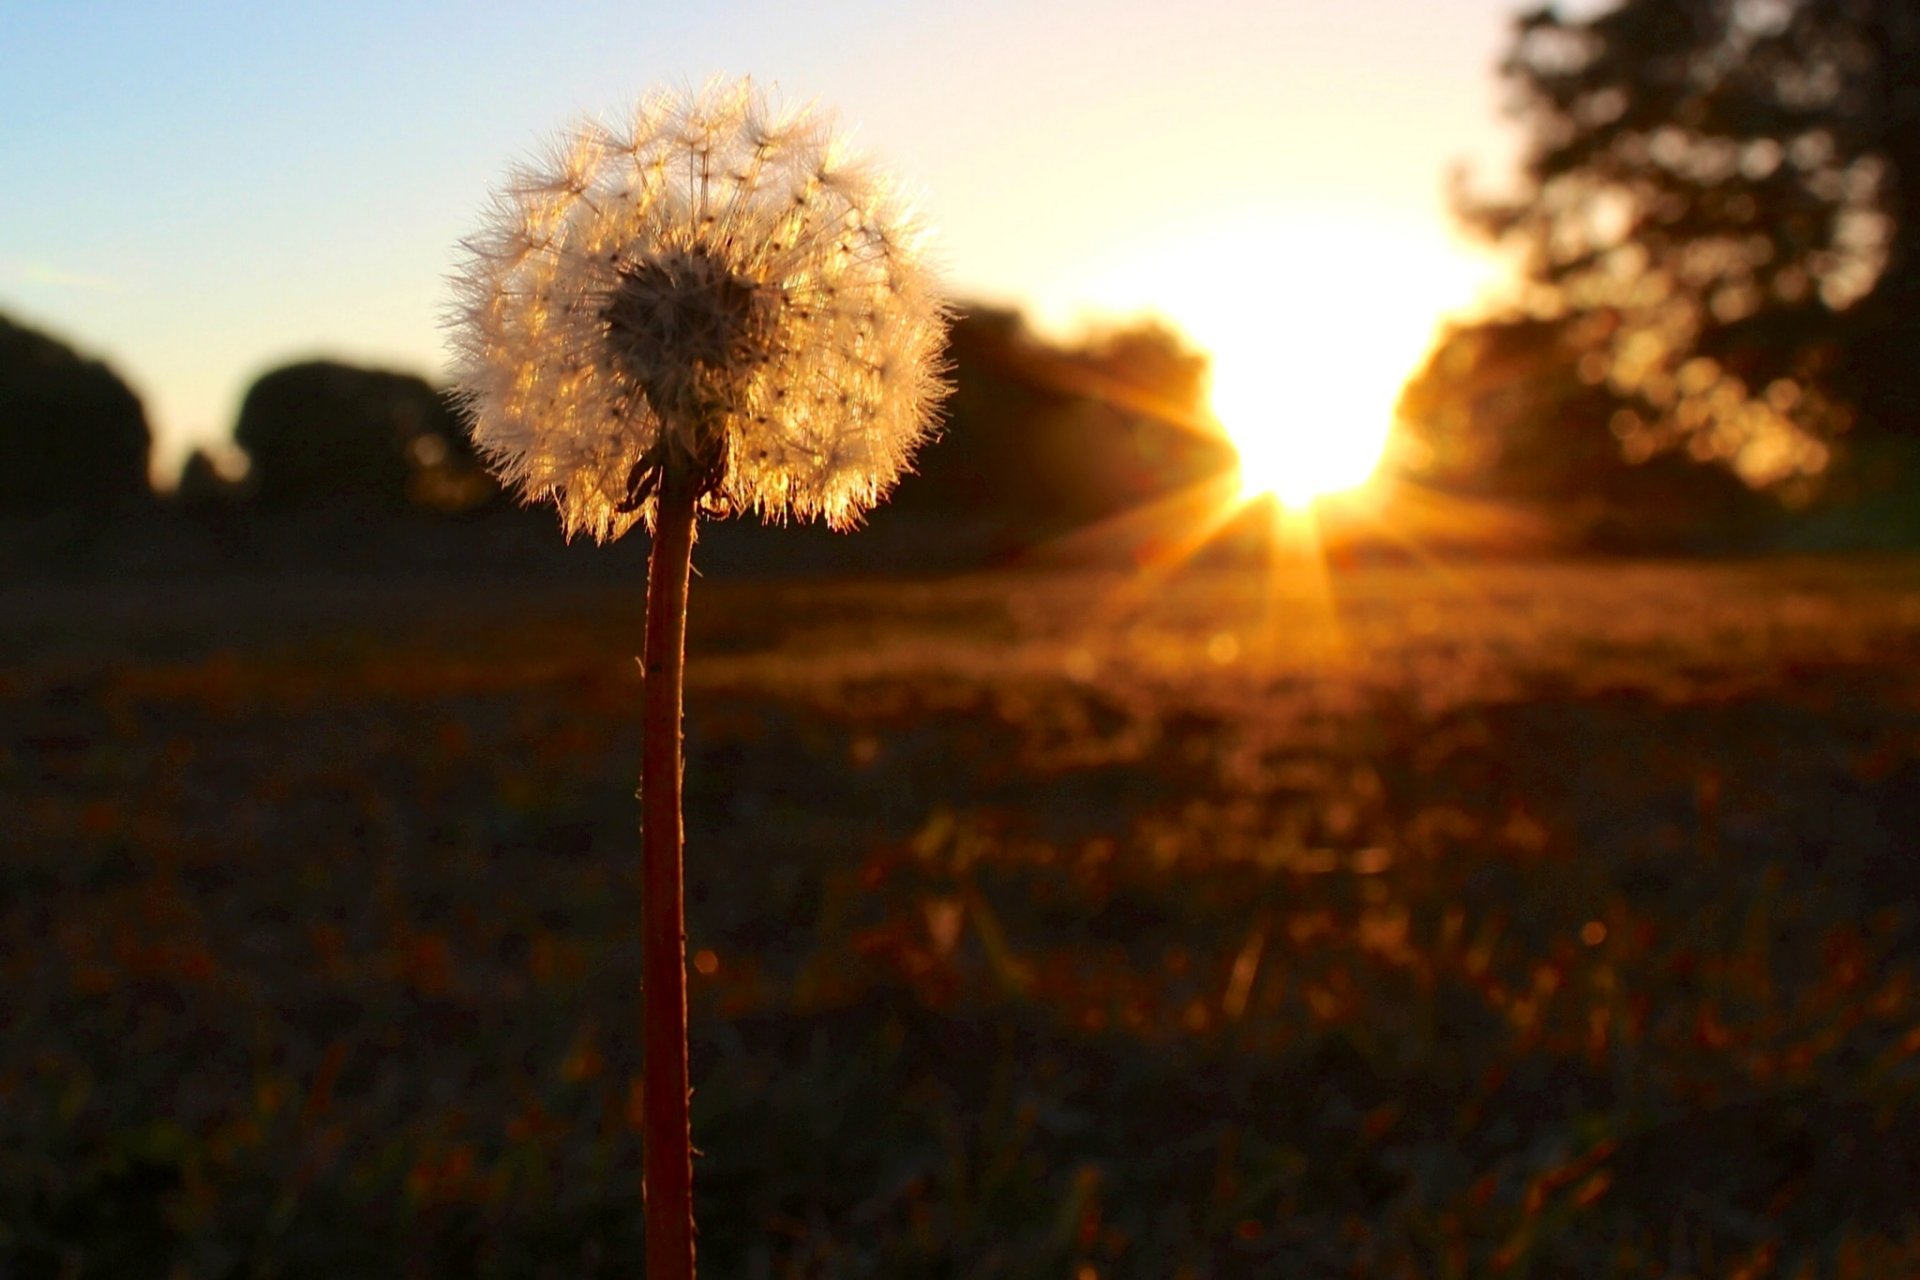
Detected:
[{"left": 4, "top": 556, "right": 1920, "bottom": 1277}]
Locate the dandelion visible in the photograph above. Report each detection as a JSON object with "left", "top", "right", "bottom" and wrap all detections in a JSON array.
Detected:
[
  {"left": 447, "top": 77, "right": 947, "bottom": 541},
  {"left": 445, "top": 78, "right": 948, "bottom": 1280}
]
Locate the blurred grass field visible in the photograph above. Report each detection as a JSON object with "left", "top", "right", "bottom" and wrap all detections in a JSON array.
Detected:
[{"left": 5, "top": 557, "right": 1920, "bottom": 1277}]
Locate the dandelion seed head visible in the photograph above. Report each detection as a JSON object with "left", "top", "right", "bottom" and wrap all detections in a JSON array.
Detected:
[{"left": 446, "top": 78, "right": 949, "bottom": 541}]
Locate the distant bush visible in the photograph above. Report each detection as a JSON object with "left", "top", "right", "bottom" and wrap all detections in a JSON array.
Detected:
[
  {"left": 233, "top": 361, "right": 495, "bottom": 513},
  {"left": 894, "top": 308, "right": 1228, "bottom": 541},
  {"left": 1396, "top": 317, "right": 1777, "bottom": 550},
  {"left": 0, "top": 312, "right": 151, "bottom": 511},
  {"left": 173, "top": 449, "right": 237, "bottom": 507}
]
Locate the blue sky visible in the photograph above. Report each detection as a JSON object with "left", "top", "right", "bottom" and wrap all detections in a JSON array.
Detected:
[{"left": 1, "top": 0, "right": 1527, "bottom": 477}]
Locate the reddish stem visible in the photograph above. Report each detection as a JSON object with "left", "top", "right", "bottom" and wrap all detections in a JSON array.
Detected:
[{"left": 641, "top": 474, "right": 698, "bottom": 1280}]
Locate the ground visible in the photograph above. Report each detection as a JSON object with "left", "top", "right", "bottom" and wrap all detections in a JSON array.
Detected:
[{"left": 4, "top": 557, "right": 1920, "bottom": 1277}]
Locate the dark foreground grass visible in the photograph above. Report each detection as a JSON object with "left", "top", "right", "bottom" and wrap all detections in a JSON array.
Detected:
[{"left": 4, "top": 557, "right": 1920, "bottom": 1277}]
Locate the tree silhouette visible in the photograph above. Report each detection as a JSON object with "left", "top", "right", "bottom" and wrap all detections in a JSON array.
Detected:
[
  {"left": 233, "top": 361, "right": 493, "bottom": 513},
  {"left": 173, "top": 448, "right": 254, "bottom": 511},
  {"left": 891, "top": 308, "right": 1227, "bottom": 542},
  {"left": 1397, "top": 315, "right": 1771, "bottom": 548},
  {"left": 0, "top": 312, "right": 150, "bottom": 512},
  {"left": 1397, "top": 317, "right": 1618, "bottom": 499},
  {"left": 1468, "top": 0, "right": 1920, "bottom": 481}
]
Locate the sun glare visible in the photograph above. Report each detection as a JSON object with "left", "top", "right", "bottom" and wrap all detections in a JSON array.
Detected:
[
  {"left": 1056, "top": 208, "right": 1495, "bottom": 510},
  {"left": 1208, "top": 335, "right": 1395, "bottom": 507}
]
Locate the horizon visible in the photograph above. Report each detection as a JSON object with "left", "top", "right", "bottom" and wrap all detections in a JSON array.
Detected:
[{"left": 1, "top": 0, "right": 1524, "bottom": 483}]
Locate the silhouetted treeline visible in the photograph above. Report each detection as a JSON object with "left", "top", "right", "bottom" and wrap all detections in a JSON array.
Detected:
[
  {"left": 891, "top": 307, "right": 1227, "bottom": 543},
  {"left": 0, "top": 314, "right": 150, "bottom": 513},
  {"left": 1448, "top": 0, "right": 1920, "bottom": 505},
  {"left": 1395, "top": 317, "right": 1777, "bottom": 552},
  {"left": 230, "top": 362, "right": 495, "bottom": 515},
  {"left": 0, "top": 303, "right": 1231, "bottom": 574}
]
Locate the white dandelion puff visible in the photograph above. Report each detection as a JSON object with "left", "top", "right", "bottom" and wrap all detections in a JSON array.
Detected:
[{"left": 445, "top": 77, "right": 949, "bottom": 541}]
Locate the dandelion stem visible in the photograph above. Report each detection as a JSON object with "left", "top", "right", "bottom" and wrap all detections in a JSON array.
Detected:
[{"left": 641, "top": 468, "right": 698, "bottom": 1280}]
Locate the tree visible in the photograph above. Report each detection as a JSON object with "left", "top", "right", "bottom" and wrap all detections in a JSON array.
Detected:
[
  {"left": 1467, "top": 0, "right": 1920, "bottom": 482},
  {"left": 173, "top": 448, "right": 247, "bottom": 508},
  {"left": 1397, "top": 314, "right": 1773, "bottom": 548},
  {"left": 891, "top": 308, "right": 1227, "bottom": 541},
  {"left": 233, "top": 360, "right": 493, "bottom": 512},
  {"left": 1397, "top": 316, "right": 1620, "bottom": 499},
  {"left": 0, "top": 312, "right": 151, "bottom": 511}
]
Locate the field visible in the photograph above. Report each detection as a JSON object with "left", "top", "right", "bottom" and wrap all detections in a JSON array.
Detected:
[{"left": 5, "top": 556, "right": 1920, "bottom": 1277}]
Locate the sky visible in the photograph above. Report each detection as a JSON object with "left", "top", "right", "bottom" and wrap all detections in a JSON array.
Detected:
[{"left": 0, "top": 0, "right": 1529, "bottom": 481}]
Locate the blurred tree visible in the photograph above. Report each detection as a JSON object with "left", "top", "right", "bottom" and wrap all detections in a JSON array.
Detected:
[
  {"left": 1069, "top": 319, "right": 1210, "bottom": 420},
  {"left": 1397, "top": 316, "right": 1617, "bottom": 498},
  {"left": 1045, "top": 319, "right": 1221, "bottom": 524},
  {"left": 1467, "top": 0, "right": 1920, "bottom": 481},
  {"left": 173, "top": 447, "right": 249, "bottom": 510},
  {"left": 0, "top": 312, "right": 151, "bottom": 511},
  {"left": 1398, "top": 314, "right": 1774, "bottom": 548},
  {"left": 232, "top": 361, "right": 496, "bottom": 513},
  {"left": 888, "top": 307, "right": 1050, "bottom": 515},
  {"left": 893, "top": 308, "right": 1228, "bottom": 542}
]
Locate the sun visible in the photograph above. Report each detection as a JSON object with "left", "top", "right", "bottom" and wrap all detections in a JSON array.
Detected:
[
  {"left": 1207, "top": 330, "right": 1397, "bottom": 508},
  {"left": 1051, "top": 206, "right": 1494, "bottom": 510},
  {"left": 1184, "top": 215, "right": 1483, "bottom": 509}
]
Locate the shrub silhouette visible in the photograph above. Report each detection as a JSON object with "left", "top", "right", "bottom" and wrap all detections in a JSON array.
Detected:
[
  {"left": 0, "top": 312, "right": 151, "bottom": 512},
  {"left": 1398, "top": 316, "right": 1774, "bottom": 549},
  {"left": 174, "top": 449, "right": 231, "bottom": 505},
  {"left": 894, "top": 307, "right": 1227, "bottom": 542},
  {"left": 233, "top": 361, "right": 493, "bottom": 512}
]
